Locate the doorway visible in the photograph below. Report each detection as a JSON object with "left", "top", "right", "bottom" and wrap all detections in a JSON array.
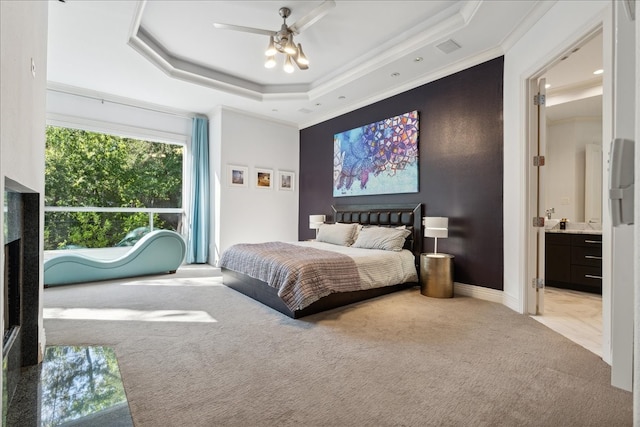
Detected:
[{"left": 528, "top": 30, "right": 605, "bottom": 357}]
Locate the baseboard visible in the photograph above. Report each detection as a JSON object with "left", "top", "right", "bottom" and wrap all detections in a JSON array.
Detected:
[
  {"left": 501, "top": 292, "right": 522, "bottom": 313},
  {"left": 453, "top": 282, "right": 503, "bottom": 304}
]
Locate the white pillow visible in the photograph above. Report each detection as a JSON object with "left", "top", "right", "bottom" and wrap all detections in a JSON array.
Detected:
[
  {"left": 344, "top": 223, "right": 364, "bottom": 242},
  {"left": 316, "top": 223, "right": 358, "bottom": 246},
  {"left": 351, "top": 226, "right": 411, "bottom": 251}
]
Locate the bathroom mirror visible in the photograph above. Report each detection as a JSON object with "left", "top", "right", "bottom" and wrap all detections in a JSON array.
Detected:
[{"left": 545, "top": 95, "right": 603, "bottom": 224}]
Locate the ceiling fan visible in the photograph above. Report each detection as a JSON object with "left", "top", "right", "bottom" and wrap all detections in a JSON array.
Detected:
[{"left": 213, "top": 1, "right": 336, "bottom": 73}]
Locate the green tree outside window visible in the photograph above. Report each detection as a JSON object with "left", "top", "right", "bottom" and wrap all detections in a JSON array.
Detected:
[{"left": 45, "top": 126, "right": 183, "bottom": 249}]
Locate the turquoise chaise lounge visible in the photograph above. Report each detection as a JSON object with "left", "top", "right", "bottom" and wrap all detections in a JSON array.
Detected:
[{"left": 44, "top": 230, "right": 187, "bottom": 286}]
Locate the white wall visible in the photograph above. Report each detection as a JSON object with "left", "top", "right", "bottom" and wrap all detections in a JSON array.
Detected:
[
  {"left": 0, "top": 0, "right": 49, "bottom": 415},
  {"left": 1, "top": 1, "right": 48, "bottom": 193},
  {"left": 546, "top": 117, "right": 602, "bottom": 222},
  {"left": 210, "top": 108, "right": 299, "bottom": 263}
]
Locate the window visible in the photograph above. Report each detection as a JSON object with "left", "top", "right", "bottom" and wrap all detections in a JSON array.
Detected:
[{"left": 44, "top": 126, "right": 184, "bottom": 250}]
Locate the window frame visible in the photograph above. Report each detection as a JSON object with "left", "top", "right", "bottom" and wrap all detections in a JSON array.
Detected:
[{"left": 45, "top": 113, "right": 191, "bottom": 243}]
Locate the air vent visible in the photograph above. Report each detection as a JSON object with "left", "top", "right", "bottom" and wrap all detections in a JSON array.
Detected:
[
  {"left": 298, "top": 108, "right": 313, "bottom": 114},
  {"left": 436, "top": 39, "right": 461, "bottom": 54}
]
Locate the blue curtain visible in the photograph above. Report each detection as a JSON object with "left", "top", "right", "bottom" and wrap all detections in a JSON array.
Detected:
[{"left": 187, "top": 116, "right": 210, "bottom": 263}]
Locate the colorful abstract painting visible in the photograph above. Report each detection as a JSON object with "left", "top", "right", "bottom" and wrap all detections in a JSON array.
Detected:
[{"left": 333, "top": 110, "right": 419, "bottom": 197}]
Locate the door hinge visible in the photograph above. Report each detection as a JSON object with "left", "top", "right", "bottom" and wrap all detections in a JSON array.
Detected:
[
  {"left": 532, "top": 217, "right": 545, "bottom": 227},
  {"left": 534, "top": 94, "right": 546, "bottom": 105},
  {"left": 533, "top": 155, "right": 545, "bottom": 166},
  {"left": 532, "top": 278, "right": 544, "bottom": 289}
]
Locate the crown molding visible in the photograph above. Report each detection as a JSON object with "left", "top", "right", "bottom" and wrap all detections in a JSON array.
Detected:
[{"left": 127, "top": 0, "right": 487, "bottom": 103}]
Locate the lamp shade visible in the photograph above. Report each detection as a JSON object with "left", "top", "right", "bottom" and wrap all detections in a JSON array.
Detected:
[
  {"left": 423, "top": 217, "right": 448, "bottom": 238},
  {"left": 309, "top": 215, "right": 326, "bottom": 230}
]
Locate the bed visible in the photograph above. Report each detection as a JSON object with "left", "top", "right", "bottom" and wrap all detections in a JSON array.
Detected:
[{"left": 220, "top": 203, "right": 422, "bottom": 318}]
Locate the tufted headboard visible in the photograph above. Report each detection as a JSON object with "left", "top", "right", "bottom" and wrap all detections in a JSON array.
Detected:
[{"left": 331, "top": 203, "right": 423, "bottom": 265}]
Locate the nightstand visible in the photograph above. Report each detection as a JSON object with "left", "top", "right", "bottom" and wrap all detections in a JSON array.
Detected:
[{"left": 420, "top": 253, "right": 454, "bottom": 298}]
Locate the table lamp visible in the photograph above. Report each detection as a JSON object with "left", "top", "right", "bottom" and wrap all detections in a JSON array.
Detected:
[
  {"left": 309, "top": 215, "right": 326, "bottom": 238},
  {"left": 423, "top": 217, "right": 448, "bottom": 254}
]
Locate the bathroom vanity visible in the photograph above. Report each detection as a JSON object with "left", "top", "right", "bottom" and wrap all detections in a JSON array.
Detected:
[{"left": 545, "top": 229, "right": 602, "bottom": 294}]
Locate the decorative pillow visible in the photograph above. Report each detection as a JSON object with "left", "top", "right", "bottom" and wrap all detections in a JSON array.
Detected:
[
  {"left": 316, "top": 223, "right": 358, "bottom": 246},
  {"left": 343, "top": 223, "right": 364, "bottom": 243},
  {"left": 351, "top": 226, "right": 411, "bottom": 251}
]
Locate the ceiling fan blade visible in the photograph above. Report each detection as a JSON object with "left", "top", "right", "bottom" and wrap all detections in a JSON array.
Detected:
[
  {"left": 289, "top": 0, "right": 336, "bottom": 34},
  {"left": 213, "top": 23, "right": 275, "bottom": 37}
]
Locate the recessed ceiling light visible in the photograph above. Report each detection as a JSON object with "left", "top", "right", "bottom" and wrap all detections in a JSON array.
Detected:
[
  {"left": 272, "top": 109, "right": 278, "bottom": 112},
  {"left": 593, "top": 69, "right": 604, "bottom": 75},
  {"left": 545, "top": 83, "right": 551, "bottom": 89},
  {"left": 315, "top": 103, "right": 321, "bottom": 106},
  {"left": 338, "top": 96, "right": 346, "bottom": 100},
  {"left": 414, "top": 57, "right": 423, "bottom": 62},
  {"left": 391, "top": 72, "right": 400, "bottom": 77}
]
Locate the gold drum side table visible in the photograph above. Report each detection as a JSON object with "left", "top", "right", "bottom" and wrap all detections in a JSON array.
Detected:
[{"left": 420, "top": 253, "right": 454, "bottom": 298}]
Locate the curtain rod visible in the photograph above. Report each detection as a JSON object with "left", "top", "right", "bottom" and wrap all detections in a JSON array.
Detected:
[{"left": 47, "top": 87, "right": 199, "bottom": 120}]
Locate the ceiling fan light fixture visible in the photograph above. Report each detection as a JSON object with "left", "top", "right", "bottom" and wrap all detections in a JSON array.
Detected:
[
  {"left": 265, "top": 55, "right": 276, "bottom": 69},
  {"left": 265, "top": 36, "right": 277, "bottom": 56},
  {"left": 284, "top": 35, "right": 297, "bottom": 55},
  {"left": 283, "top": 55, "right": 295, "bottom": 73},
  {"left": 215, "top": 3, "right": 335, "bottom": 74},
  {"left": 295, "top": 43, "right": 309, "bottom": 65}
]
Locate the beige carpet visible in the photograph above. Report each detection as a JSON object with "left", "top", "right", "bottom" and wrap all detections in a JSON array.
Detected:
[{"left": 43, "top": 265, "right": 632, "bottom": 426}]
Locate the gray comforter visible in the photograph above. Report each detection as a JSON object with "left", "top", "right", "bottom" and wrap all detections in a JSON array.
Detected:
[{"left": 218, "top": 242, "right": 361, "bottom": 311}]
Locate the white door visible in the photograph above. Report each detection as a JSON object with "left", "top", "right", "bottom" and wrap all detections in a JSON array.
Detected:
[{"left": 527, "top": 78, "right": 547, "bottom": 315}]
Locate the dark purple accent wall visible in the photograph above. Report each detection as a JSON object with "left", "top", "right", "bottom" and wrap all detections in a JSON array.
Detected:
[{"left": 299, "top": 57, "right": 504, "bottom": 290}]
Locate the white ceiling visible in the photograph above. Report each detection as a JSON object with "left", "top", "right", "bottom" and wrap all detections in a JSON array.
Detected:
[
  {"left": 544, "top": 31, "right": 603, "bottom": 122},
  {"left": 47, "top": 0, "right": 556, "bottom": 129}
]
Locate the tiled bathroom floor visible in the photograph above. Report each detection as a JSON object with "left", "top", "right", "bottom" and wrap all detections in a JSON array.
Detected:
[
  {"left": 531, "top": 286, "right": 602, "bottom": 357},
  {"left": 6, "top": 346, "right": 132, "bottom": 426}
]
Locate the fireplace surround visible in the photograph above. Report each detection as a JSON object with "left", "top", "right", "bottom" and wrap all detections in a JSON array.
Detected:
[{"left": 3, "top": 180, "right": 41, "bottom": 417}]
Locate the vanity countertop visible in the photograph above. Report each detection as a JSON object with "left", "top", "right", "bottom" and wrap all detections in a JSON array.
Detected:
[
  {"left": 545, "top": 228, "right": 602, "bottom": 235},
  {"left": 544, "top": 219, "right": 602, "bottom": 234}
]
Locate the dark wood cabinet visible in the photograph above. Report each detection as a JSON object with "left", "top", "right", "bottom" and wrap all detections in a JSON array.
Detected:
[
  {"left": 545, "top": 232, "right": 602, "bottom": 294},
  {"left": 545, "top": 233, "right": 571, "bottom": 284}
]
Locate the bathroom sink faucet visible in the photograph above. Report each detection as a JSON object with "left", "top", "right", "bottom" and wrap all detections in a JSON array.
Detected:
[{"left": 545, "top": 208, "right": 555, "bottom": 220}]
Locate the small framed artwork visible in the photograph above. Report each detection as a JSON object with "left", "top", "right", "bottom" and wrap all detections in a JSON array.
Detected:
[
  {"left": 227, "top": 165, "right": 248, "bottom": 188},
  {"left": 255, "top": 168, "right": 273, "bottom": 189},
  {"left": 278, "top": 171, "right": 295, "bottom": 191}
]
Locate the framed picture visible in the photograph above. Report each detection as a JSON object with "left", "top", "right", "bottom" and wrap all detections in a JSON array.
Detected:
[
  {"left": 278, "top": 171, "right": 295, "bottom": 191},
  {"left": 227, "top": 165, "right": 248, "bottom": 188},
  {"left": 255, "top": 168, "right": 273, "bottom": 189},
  {"left": 333, "top": 110, "right": 419, "bottom": 197}
]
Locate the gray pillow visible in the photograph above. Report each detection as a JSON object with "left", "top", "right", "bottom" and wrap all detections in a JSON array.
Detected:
[
  {"left": 316, "top": 223, "right": 358, "bottom": 246},
  {"left": 351, "top": 226, "right": 411, "bottom": 251}
]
